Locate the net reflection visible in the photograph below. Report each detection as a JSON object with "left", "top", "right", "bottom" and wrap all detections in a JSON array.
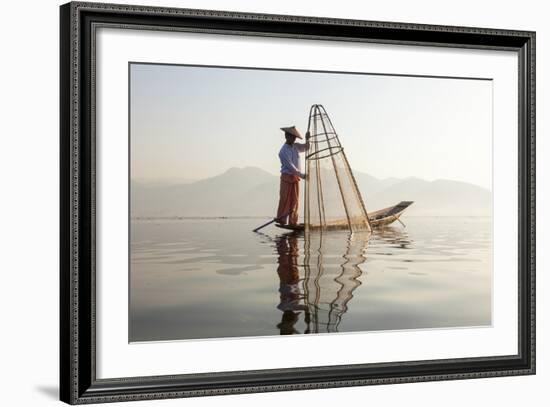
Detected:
[{"left": 274, "top": 231, "right": 371, "bottom": 335}]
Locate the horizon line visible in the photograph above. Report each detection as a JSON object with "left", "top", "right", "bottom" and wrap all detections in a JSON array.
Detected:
[{"left": 131, "top": 165, "right": 492, "bottom": 191}]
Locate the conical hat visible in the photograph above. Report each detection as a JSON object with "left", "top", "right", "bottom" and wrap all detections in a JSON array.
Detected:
[{"left": 280, "top": 126, "right": 303, "bottom": 139}]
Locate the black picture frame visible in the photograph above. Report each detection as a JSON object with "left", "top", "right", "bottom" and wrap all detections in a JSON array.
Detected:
[{"left": 60, "top": 1, "right": 536, "bottom": 404}]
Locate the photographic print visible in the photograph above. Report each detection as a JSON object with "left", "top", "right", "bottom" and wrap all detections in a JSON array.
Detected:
[
  {"left": 129, "top": 63, "right": 493, "bottom": 342},
  {"left": 61, "top": 4, "right": 535, "bottom": 402}
]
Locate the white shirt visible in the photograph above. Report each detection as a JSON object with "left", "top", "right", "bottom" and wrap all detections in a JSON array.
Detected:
[{"left": 279, "top": 142, "right": 307, "bottom": 176}]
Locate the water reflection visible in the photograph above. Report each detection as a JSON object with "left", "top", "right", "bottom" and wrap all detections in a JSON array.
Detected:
[
  {"left": 275, "top": 234, "right": 308, "bottom": 334},
  {"left": 130, "top": 218, "right": 492, "bottom": 341},
  {"left": 275, "top": 229, "right": 404, "bottom": 335},
  {"left": 304, "top": 231, "right": 369, "bottom": 334},
  {"left": 373, "top": 226, "right": 413, "bottom": 250}
]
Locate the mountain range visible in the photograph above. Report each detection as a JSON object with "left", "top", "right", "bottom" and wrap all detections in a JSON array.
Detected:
[{"left": 131, "top": 166, "right": 491, "bottom": 218}]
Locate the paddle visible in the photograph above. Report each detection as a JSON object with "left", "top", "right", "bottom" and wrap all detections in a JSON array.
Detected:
[{"left": 252, "top": 212, "right": 289, "bottom": 233}]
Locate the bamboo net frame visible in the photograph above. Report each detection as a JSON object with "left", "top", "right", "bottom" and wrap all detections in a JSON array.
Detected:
[{"left": 304, "top": 105, "right": 372, "bottom": 233}]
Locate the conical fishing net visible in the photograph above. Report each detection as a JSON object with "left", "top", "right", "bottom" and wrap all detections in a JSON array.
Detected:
[{"left": 304, "top": 105, "right": 372, "bottom": 233}]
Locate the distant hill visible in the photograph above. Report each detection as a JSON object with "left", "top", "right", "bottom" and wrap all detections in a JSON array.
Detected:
[
  {"left": 364, "top": 178, "right": 491, "bottom": 216},
  {"left": 131, "top": 166, "right": 491, "bottom": 218}
]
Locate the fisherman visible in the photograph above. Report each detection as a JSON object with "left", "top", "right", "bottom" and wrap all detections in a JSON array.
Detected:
[{"left": 276, "top": 126, "right": 310, "bottom": 226}]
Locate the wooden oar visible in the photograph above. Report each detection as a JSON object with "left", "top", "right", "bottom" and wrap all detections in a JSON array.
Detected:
[
  {"left": 393, "top": 214, "right": 406, "bottom": 227},
  {"left": 253, "top": 212, "right": 289, "bottom": 233}
]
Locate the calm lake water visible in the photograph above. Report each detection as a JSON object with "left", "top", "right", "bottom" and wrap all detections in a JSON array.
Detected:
[{"left": 129, "top": 217, "right": 492, "bottom": 342}]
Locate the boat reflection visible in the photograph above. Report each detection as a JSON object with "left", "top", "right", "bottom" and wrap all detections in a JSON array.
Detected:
[
  {"left": 373, "top": 226, "right": 412, "bottom": 249},
  {"left": 274, "top": 230, "right": 372, "bottom": 335}
]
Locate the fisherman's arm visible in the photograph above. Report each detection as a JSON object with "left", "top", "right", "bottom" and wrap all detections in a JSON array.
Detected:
[{"left": 294, "top": 132, "right": 311, "bottom": 153}]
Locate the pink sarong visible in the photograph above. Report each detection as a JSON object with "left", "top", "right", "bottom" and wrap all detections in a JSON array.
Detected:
[{"left": 276, "top": 173, "right": 300, "bottom": 225}]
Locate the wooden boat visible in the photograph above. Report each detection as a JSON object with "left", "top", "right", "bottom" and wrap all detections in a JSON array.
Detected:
[
  {"left": 275, "top": 223, "right": 306, "bottom": 231},
  {"left": 368, "top": 201, "right": 414, "bottom": 228},
  {"left": 275, "top": 201, "right": 414, "bottom": 232}
]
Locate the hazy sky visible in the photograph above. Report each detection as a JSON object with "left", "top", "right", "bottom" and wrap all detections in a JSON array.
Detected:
[{"left": 130, "top": 63, "right": 492, "bottom": 189}]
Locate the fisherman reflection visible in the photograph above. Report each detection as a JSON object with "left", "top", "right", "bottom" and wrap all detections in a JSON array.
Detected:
[{"left": 275, "top": 233, "right": 309, "bottom": 335}]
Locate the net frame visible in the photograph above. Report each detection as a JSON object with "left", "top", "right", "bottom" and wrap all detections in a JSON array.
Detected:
[{"left": 304, "top": 104, "right": 372, "bottom": 233}]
